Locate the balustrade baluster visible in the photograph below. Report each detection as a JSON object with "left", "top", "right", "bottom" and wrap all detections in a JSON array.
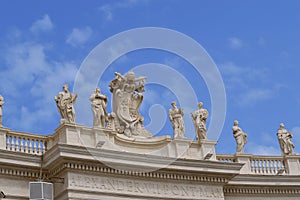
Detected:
[
  {"left": 6, "top": 135, "right": 10, "bottom": 150},
  {"left": 20, "top": 137, "right": 23, "bottom": 152},
  {"left": 13, "top": 136, "right": 17, "bottom": 151},
  {"left": 32, "top": 139, "right": 35, "bottom": 154},
  {"left": 25, "top": 138, "right": 29, "bottom": 153}
]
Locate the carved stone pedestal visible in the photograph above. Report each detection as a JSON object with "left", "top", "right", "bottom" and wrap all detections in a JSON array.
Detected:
[{"left": 284, "top": 155, "right": 300, "bottom": 175}]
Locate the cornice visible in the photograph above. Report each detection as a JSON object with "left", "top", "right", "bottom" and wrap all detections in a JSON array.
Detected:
[
  {"left": 49, "top": 161, "right": 230, "bottom": 184},
  {"left": 43, "top": 143, "right": 243, "bottom": 176},
  {"left": 227, "top": 174, "right": 300, "bottom": 186},
  {"left": 0, "top": 164, "right": 43, "bottom": 179},
  {"left": 0, "top": 149, "right": 41, "bottom": 167},
  {"left": 224, "top": 185, "right": 300, "bottom": 195}
]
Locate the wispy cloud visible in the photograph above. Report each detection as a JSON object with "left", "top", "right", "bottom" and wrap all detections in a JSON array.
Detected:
[
  {"left": 99, "top": 5, "right": 113, "bottom": 21},
  {"left": 0, "top": 40, "right": 78, "bottom": 131},
  {"left": 291, "top": 127, "right": 300, "bottom": 149},
  {"left": 30, "top": 14, "right": 54, "bottom": 34},
  {"left": 228, "top": 37, "right": 243, "bottom": 49},
  {"left": 98, "top": 0, "right": 143, "bottom": 21},
  {"left": 258, "top": 36, "right": 266, "bottom": 47},
  {"left": 219, "top": 62, "right": 270, "bottom": 88},
  {"left": 219, "top": 62, "right": 280, "bottom": 106},
  {"left": 239, "top": 88, "right": 274, "bottom": 106},
  {"left": 246, "top": 143, "right": 281, "bottom": 155},
  {"left": 66, "top": 26, "right": 93, "bottom": 47}
]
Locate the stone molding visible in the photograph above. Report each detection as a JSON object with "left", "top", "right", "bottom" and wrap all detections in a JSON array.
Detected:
[
  {"left": 224, "top": 186, "right": 300, "bottom": 195},
  {"left": 0, "top": 165, "right": 42, "bottom": 179},
  {"left": 42, "top": 143, "right": 243, "bottom": 176},
  {"left": 67, "top": 172, "right": 225, "bottom": 200},
  {"left": 49, "top": 162, "right": 229, "bottom": 184}
]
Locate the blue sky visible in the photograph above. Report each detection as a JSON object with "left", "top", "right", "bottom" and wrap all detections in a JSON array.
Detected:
[{"left": 1, "top": 0, "right": 300, "bottom": 155}]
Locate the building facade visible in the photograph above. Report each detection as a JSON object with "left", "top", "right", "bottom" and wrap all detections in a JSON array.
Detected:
[
  {"left": 0, "top": 123, "right": 300, "bottom": 200},
  {"left": 0, "top": 71, "right": 300, "bottom": 200}
]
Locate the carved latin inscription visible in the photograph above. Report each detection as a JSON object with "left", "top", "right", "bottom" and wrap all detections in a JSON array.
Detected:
[{"left": 69, "top": 173, "right": 224, "bottom": 199}]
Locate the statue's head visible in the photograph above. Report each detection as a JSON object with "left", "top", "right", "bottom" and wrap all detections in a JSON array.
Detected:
[
  {"left": 171, "top": 101, "right": 176, "bottom": 107},
  {"left": 126, "top": 70, "right": 135, "bottom": 82},
  {"left": 234, "top": 120, "right": 239, "bottom": 125},
  {"left": 95, "top": 87, "right": 100, "bottom": 93},
  {"left": 198, "top": 102, "right": 203, "bottom": 108},
  {"left": 280, "top": 123, "right": 285, "bottom": 128},
  {"left": 63, "top": 84, "right": 69, "bottom": 92}
]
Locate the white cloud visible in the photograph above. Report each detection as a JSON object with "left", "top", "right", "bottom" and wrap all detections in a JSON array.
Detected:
[
  {"left": 258, "top": 37, "right": 266, "bottom": 47},
  {"left": 98, "top": 0, "right": 143, "bottom": 21},
  {"left": 246, "top": 143, "right": 281, "bottom": 156},
  {"left": 0, "top": 41, "right": 78, "bottom": 131},
  {"left": 291, "top": 127, "right": 300, "bottom": 153},
  {"left": 30, "top": 14, "right": 54, "bottom": 33},
  {"left": 219, "top": 62, "right": 279, "bottom": 106},
  {"left": 238, "top": 88, "right": 274, "bottom": 106},
  {"left": 99, "top": 5, "right": 113, "bottom": 21},
  {"left": 228, "top": 37, "right": 243, "bottom": 49},
  {"left": 66, "top": 26, "right": 93, "bottom": 47},
  {"left": 220, "top": 62, "right": 269, "bottom": 83}
]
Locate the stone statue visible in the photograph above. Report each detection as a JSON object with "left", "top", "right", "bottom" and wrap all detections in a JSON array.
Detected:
[
  {"left": 55, "top": 84, "right": 78, "bottom": 124},
  {"left": 109, "top": 71, "right": 151, "bottom": 137},
  {"left": 277, "top": 123, "right": 295, "bottom": 155},
  {"left": 169, "top": 101, "right": 185, "bottom": 139},
  {"left": 191, "top": 102, "right": 208, "bottom": 140},
  {"left": 232, "top": 120, "right": 247, "bottom": 154},
  {"left": 106, "top": 112, "right": 116, "bottom": 130},
  {"left": 90, "top": 88, "right": 108, "bottom": 128},
  {"left": 0, "top": 95, "right": 4, "bottom": 127}
]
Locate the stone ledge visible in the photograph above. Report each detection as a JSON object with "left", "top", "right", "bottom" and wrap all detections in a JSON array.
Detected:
[
  {"left": 224, "top": 185, "right": 300, "bottom": 195},
  {"left": 228, "top": 174, "right": 300, "bottom": 186},
  {"left": 49, "top": 162, "right": 230, "bottom": 184},
  {"left": 43, "top": 143, "right": 243, "bottom": 175}
]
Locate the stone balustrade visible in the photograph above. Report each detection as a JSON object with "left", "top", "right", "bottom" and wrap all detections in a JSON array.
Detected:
[
  {"left": 0, "top": 128, "right": 49, "bottom": 155},
  {"left": 250, "top": 156, "right": 284, "bottom": 174},
  {"left": 0, "top": 125, "right": 299, "bottom": 175},
  {"left": 216, "top": 154, "right": 235, "bottom": 163},
  {"left": 217, "top": 154, "right": 300, "bottom": 175}
]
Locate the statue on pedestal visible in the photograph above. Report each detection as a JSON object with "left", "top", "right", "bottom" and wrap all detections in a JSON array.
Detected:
[
  {"left": 232, "top": 120, "right": 247, "bottom": 154},
  {"left": 90, "top": 88, "right": 108, "bottom": 128},
  {"left": 55, "top": 84, "right": 78, "bottom": 124},
  {"left": 109, "top": 71, "right": 151, "bottom": 137},
  {"left": 191, "top": 102, "right": 208, "bottom": 140},
  {"left": 0, "top": 95, "right": 4, "bottom": 127},
  {"left": 277, "top": 123, "right": 295, "bottom": 155},
  {"left": 169, "top": 101, "right": 185, "bottom": 139},
  {"left": 106, "top": 112, "right": 116, "bottom": 130}
]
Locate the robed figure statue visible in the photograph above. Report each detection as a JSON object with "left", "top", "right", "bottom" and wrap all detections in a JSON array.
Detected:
[
  {"left": 191, "top": 102, "right": 208, "bottom": 140},
  {"left": 90, "top": 88, "right": 108, "bottom": 128},
  {"left": 55, "top": 84, "right": 78, "bottom": 124}
]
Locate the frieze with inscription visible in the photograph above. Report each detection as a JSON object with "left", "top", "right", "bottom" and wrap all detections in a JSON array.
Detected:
[{"left": 69, "top": 173, "right": 224, "bottom": 199}]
